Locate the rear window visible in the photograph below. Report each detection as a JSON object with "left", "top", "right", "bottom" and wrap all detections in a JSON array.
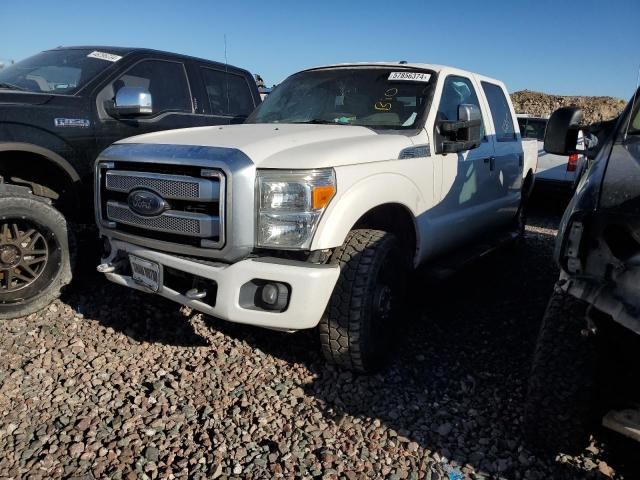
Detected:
[{"left": 520, "top": 118, "right": 547, "bottom": 141}]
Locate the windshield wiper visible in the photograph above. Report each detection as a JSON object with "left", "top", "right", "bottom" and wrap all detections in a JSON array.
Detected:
[
  {"left": 0, "top": 82, "right": 26, "bottom": 91},
  {"left": 292, "top": 119, "right": 348, "bottom": 125}
]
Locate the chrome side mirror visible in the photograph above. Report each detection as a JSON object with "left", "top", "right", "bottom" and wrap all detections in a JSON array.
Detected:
[
  {"left": 458, "top": 103, "right": 481, "bottom": 123},
  {"left": 113, "top": 87, "right": 153, "bottom": 117}
]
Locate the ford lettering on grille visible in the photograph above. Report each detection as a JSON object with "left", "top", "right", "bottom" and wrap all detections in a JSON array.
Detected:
[{"left": 127, "top": 190, "right": 167, "bottom": 216}]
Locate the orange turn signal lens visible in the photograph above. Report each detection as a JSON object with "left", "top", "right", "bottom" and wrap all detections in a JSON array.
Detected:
[{"left": 312, "top": 185, "right": 335, "bottom": 209}]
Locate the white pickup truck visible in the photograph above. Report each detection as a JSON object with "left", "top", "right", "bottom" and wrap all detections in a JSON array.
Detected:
[
  {"left": 95, "top": 62, "right": 537, "bottom": 372},
  {"left": 518, "top": 115, "right": 586, "bottom": 191}
]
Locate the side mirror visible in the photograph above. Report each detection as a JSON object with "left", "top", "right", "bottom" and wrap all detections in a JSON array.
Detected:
[
  {"left": 544, "top": 106, "right": 583, "bottom": 155},
  {"left": 110, "top": 87, "right": 153, "bottom": 117},
  {"left": 437, "top": 104, "right": 483, "bottom": 154}
]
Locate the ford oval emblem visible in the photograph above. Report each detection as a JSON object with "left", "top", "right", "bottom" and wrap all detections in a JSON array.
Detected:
[{"left": 127, "top": 190, "right": 167, "bottom": 216}]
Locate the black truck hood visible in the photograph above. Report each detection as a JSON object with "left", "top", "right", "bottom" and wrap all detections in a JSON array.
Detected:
[{"left": 0, "top": 90, "right": 57, "bottom": 106}]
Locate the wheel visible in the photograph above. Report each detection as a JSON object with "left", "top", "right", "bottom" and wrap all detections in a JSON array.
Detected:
[
  {"left": 523, "top": 291, "right": 598, "bottom": 455},
  {"left": 0, "top": 194, "right": 73, "bottom": 320},
  {"left": 319, "top": 229, "right": 407, "bottom": 373}
]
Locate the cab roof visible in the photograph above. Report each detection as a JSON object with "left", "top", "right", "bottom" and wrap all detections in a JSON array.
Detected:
[
  {"left": 301, "top": 62, "right": 504, "bottom": 87},
  {"left": 46, "top": 46, "right": 249, "bottom": 73}
]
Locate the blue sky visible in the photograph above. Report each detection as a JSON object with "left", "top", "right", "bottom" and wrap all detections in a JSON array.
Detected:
[{"left": 1, "top": 0, "right": 638, "bottom": 99}]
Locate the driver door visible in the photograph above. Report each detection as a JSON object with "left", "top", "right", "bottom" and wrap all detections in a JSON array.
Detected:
[
  {"left": 93, "top": 58, "right": 204, "bottom": 153},
  {"left": 429, "top": 75, "right": 497, "bottom": 253}
]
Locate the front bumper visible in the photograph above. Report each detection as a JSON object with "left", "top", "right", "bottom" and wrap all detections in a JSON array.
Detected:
[{"left": 101, "top": 238, "right": 340, "bottom": 331}]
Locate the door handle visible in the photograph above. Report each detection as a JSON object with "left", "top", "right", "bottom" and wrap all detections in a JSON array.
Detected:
[{"left": 484, "top": 156, "right": 496, "bottom": 171}]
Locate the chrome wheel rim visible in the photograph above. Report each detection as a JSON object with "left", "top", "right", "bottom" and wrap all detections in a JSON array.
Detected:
[{"left": 0, "top": 221, "right": 49, "bottom": 293}]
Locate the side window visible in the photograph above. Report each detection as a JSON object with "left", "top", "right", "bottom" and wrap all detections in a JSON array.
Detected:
[
  {"left": 438, "top": 75, "right": 484, "bottom": 136},
  {"left": 201, "top": 68, "right": 255, "bottom": 117},
  {"left": 226, "top": 73, "right": 255, "bottom": 116},
  {"left": 201, "top": 68, "right": 227, "bottom": 115},
  {"left": 482, "top": 82, "right": 516, "bottom": 141},
  {"left": 114, "top": 60, "right": 191, "bottom": 113}
]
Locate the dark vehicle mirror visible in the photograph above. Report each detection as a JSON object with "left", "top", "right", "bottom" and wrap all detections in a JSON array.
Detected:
[
  {"left": 544, "top": 106, "right": 583, "bottom": 155},
  {"left": 437, "top": 104, "right": 483, "bottom": 154},
  {"left": 110, "top": 87, "right": 153, "bottom": 117}
]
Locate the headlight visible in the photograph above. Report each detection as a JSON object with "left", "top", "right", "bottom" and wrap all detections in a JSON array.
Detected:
[{"left": 256, "top": 169, "right": 336, "bottom": 249}]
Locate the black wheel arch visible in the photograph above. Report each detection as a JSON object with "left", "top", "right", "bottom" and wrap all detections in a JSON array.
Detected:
[{"left": 0, "top": 143, "right": 84, "bottom": 221}]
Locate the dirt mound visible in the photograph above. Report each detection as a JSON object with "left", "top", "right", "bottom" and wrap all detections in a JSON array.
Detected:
[{"left": 510, "top": 90, "right": 627, "bottom": 124}]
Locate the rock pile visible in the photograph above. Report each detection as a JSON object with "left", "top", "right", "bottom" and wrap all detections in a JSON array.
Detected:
[{"left": 510, "top": 90, "right": 627, "bottom": 124}]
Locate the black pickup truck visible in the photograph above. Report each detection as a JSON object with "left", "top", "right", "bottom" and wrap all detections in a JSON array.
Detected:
[
  {"left": 0, "top": 46, "right": 261, "bottom": 319},
  {"left": 524, "top": 94, "right": 640, "bottom": 454}
]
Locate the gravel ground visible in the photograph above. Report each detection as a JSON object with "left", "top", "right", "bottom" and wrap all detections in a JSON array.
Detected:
[{"left": 0, "top": 204, "right": 637, "bottom": 479}]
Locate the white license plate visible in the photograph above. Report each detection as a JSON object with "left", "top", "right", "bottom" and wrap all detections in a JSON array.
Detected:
[{"left": 129, "top": 255, "right": 161, "bottom": 292}]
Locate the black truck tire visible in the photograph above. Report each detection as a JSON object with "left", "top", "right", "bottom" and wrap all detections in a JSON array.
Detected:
[
  {"left": 319, "top": 229, "right": 406, "bottom": 373},
  {"left": 0, "top": 194, "right": 73, "bottom": 320},
  {"left": 523, "top": 291, "right": 598, "bottom": 455}
]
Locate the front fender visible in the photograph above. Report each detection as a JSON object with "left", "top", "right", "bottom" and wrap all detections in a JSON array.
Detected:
[
  {"left": 0, "top": 141, "right": 80, "bottom": 182},
  {"left": 311, "top": 171, "right": 422, "bottom": 251}
]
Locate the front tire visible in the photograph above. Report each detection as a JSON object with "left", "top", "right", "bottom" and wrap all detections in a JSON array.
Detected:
[
  {"left": 523, "top": 291, "right": 598, "bottom": 455},
  {"left": 319, "top": 229, "right": 407, "bottom": 373},
  {"left": 0, "top": 194, "right": 73, "bottom": 320}
]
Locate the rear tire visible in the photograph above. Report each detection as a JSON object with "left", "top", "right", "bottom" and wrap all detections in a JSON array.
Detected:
[
  {"left": 523, "top": 291, "right": 598, "bottom": 455},
  {"left": 319, "top": 229, "right": 407, "bottom": 373},
  {"left": 0, "top": 194, "right": 73, "bottom": 320}
]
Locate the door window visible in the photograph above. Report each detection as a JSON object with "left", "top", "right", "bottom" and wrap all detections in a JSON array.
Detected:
[
  {"left": 201, "top": 67, "right": 255, "bottom": 117},
  {"left": 482, "top": 82, "right": 516, "bottom": 141},
  {"left": 437, "top": 75, "right": 484, "bottom": 137},
  {"left": 113, "top": 60, "right": 192, "bottom": 113}
]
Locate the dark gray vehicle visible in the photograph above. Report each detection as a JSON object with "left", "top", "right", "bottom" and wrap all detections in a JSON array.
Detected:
[{"left": 523, "top": 94, "right": 640, "bottom": 454}]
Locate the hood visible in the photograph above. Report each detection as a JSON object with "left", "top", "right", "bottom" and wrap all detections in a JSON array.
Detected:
[
  {"left": 116, "top": 123, "right": 418, "bottom": 169},
  {"left": 0, "top": 90, "right": 55, "bottom": 106}
]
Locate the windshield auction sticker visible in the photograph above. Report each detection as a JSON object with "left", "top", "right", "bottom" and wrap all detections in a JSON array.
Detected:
[
  {"left": 87, "top": 51, "right": 122, "bottom": 62},
  {"left": 388, "top": 72, "right": 431, "bottom": 82}
]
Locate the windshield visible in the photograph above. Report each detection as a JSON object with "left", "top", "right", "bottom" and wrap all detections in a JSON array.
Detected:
[
  {"left": 0, "top": 49, "right": 120, "bottom": 94},
  {"left": 247, "top": 68, "right": 435, "bottom": 130}
]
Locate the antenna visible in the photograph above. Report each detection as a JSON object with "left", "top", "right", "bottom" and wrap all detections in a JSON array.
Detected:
[
  {"left": 224, "top": 34, "right": 230, "bottom": 115},
  {"left": 624, "top": 64, "right": 640, "bottom": 140}
]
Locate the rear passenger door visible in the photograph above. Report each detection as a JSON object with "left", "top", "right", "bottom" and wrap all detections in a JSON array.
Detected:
[
  {"left": 480, "top": 81, "right": 522, "bottom": 225},
  {"left": 197, "top": 66, "right": 257, "bottom": 123}
]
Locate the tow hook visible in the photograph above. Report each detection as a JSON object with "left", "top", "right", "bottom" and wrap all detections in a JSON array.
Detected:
[
  {"left": 97, "top": 259, "right": 126, "bottom": 274},
  {"left": 185, "top": 288, "right": 207, "bottom": 300}
]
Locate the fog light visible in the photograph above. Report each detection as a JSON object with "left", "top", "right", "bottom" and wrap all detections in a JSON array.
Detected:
[{"left": 260, "top": 282, "right": 289, "bottom": 310}]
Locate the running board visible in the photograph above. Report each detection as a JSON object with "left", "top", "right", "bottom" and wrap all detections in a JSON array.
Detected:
[
  {"left": 426, "top": 229, "right": 520, "bottom": 280},
  {"left": 603, "top": 408, "right": 640, "bottom": 443}
]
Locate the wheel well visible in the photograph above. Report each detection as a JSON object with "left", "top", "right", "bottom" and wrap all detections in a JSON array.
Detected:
[
  {"left": 0, "top": 151, "right": 79, "bottom": 219},
  {"left": 353, "top": 203, "right": 417, "bottom": 259}
]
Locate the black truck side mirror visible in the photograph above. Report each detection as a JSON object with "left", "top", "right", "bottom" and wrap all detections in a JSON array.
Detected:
[
  {"left": 437, "top": 104, "right": 483, "bottom": 154},
  {"left": 544, "top": 106, "right": 584, "bottom": 155}
]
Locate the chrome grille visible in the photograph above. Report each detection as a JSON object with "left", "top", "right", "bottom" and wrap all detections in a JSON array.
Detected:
[
  {"left": 105, "top": 170, "right": 219, "bottom": 202},
  {"left": 106, "top": 201, "right": 219, "bottom": 238}
]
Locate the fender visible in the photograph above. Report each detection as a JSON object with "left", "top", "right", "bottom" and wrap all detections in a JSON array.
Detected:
[
  {"left": 311, "top": 172, "right": 423, "bottom": 261},
  {"left": 0, "top": 142, "right": 81, "bottom": 183}
]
